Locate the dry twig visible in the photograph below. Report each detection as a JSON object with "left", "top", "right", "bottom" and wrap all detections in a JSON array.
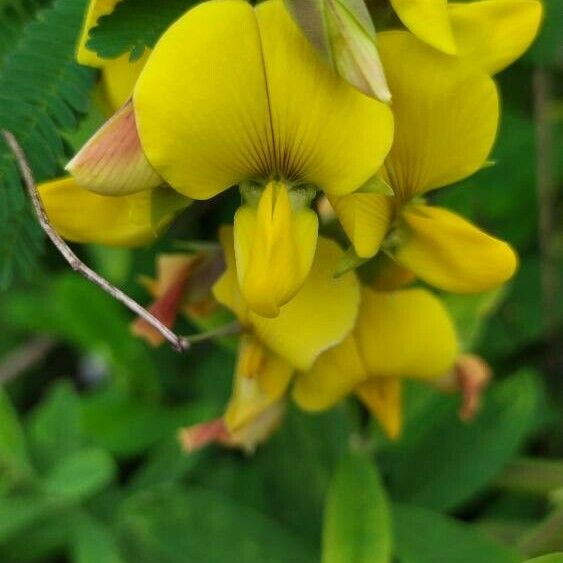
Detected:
[
  {"left": 0, "top": 337, "right": 56, "bottom": 384},
  {"left": 2, "top": 129, "right": 189, "bottom": 352}
]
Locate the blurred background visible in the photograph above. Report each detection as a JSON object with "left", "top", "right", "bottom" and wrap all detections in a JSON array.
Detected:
[{"left": 0, "top": 0, "right": 561, "bottom": 561}]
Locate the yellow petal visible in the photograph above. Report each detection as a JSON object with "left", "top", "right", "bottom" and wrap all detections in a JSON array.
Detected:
[
  {"left": 292, "top": 333, "right": 366, "bottom": 411},
  {"left": 212, "top": 227, "right": 249, "bottom": 324},
  {"left": 356, "top": 287, "right": 458, "bottom": 380},
  {"left": 134, "top": 0, "right": 393, "bottom": 199},
  {"left": 67, "top": 101, "right": 162, "bottom": 195},
  {"left": 328, "top": 193, "right": 392, "bottom": 258},
  {"left": 134, "top": 1, "right": 271, "bottom": 200},
  {"left": 390, "top": 0, "right": 457, "bottom": 54},
  {"left": 256, "top": 0, "right": 393, "bottom": 196},
  {"left": 224, "top": 335, "right": 293, "bottom": 432},
  {"left": 100, "top": 50, "right": 151, "bottom": 111},
  {"left": 356, "top": 378, "right": 402, "bottom": 439},
  {"left": 252, "top": 238, "right": 360, "bottom": 370},
  {"left": 379, "top": 31, "right": 499, "bottom": 200},
  {"left": 234, "top": 182, "right": 318, "bottom": 317},
  {"left": 213, "top": 229, "right": 361, "bottom": 371},
  {"left": 39, "top": 176, "right": 189, "bottom": 247},
  {"left": 449, "top": 0, "right": 543, "bottom": 74},
  {"left": 77, "top": 0, "right": 120, "bottom": 67},
  {"left": 395, "top": 205, "right": 518, "bottom": 293},
  {"left": 224, "top": 401, "right": 286, "bottom": 453}
]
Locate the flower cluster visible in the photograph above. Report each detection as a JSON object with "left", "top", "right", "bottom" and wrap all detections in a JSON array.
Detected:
[{"left": 41, "top": 0, "right": 542, "bottom": 451}]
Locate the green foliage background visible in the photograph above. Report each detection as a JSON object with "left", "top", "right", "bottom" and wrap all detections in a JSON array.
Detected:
[{"left": 0, "top": 0, "right": 561, "bottom": 562}]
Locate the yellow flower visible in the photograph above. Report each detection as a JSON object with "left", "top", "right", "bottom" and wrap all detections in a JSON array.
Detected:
[
  {"left": 70, "top": 0, "right": 393, "bottom": 315},
  {"left": 333, "top": 31, "right": 517, "bottom": 293},
  {"left": 390, "top": 0, "right": 543, "bottom": 74},
  {"left": 206, "top": 226, "right": 360, "bottom": 450},
  {"left": 294, "top": 287, "right": 458, "bottom": 438}
]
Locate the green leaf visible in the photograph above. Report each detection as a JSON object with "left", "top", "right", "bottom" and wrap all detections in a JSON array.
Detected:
[
  {"left": 387, "top": 370, "right": 543, "bottom": 511},
  {"left": 70, "top": 512, "right": 124, "bottom": 563},
  {"left": 0, "top": 508, "right": 72, "bottom": 562},
  {"left": 191, "top": 406, "right": 352, "bottom": 542},
  {"left": 116, "top": 485, "right": 317, "bottom": 563},
  {"left": 41, "top": 448, "right": 116, "bottom": 500},
  {"left": 86, "top": 0, "right": 198, "bottom": 61},
  {"left": 0, "top": 0, "right": 51, "bottom": 66},
  {"left": 26, "top": 380, "right": 82, "bottom": 471},
  {"left": 0, "top": 494, "right": 58, "bottom": 543},
  {"left": 0, "top": 387, "right": 30, "bottom": 488},
  {"left": 322, "top": 451, "right": 392, "bottom": 563},
  {"left": 392, "top": 504, "right": 519, "bottom": 563},
  {"left": 524, "top": 555, "right": 563, "bottom": 563},
  {"left": 128, "top": 436, "right": 205, "bottom": 492},
  {"left": 81, "top": 386, "right": 214, "bottom": 458},
  {"left": 0, "top": 0, "right": 95, "bottom": 288}
]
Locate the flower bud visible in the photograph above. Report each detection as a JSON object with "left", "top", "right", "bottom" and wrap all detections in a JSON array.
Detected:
[{"left": 285, "top": 0, "right": 391, "bottom": 102}]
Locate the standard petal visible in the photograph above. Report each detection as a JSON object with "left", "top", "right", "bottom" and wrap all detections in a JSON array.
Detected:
[
  {"left": 449, "top": 0, "right": 543, "bottom": 74},
  {"left": 67, "top": 101, "right": 163, "bottom": 195},
  {"left": 134, "top": 0, "right": 273, "bottom": 200},
  {"left": 356, "top": 378, "right": 402, "bottom": 439},
  {"left": 292, "top": 333, "right": 366, "bottom": 411},
  {"left": 256, "top": 0, "right": 393, "bottom": 196},
  {"left": 135, "top": 0, "right": 393, "bottom": 199},
  {"left": 39, "top": 176, "right": 189, "bottom": 246},
  {"left": 356, "top": 287, "right": 458, "bottom": 380},
  {"left": 379, "top": 31, "right": 499, "bottom": 200},
  {"left": 328, "top": 192, "right": 392, "bottom": 258},
  {"left": 234, "top": 182, "right": 318, "bottom": 317},
  {"left": 100, "top": 50, "right": 151, "bottom": 111},
  {"left": 395, "top": 205, "right": 518, "bottom": 293},
  {"left": 390, "top": 0, "right": 457, "bottom": 54},
  {"left": 76, "top": 0, "right": 119, "bottom": 67}
]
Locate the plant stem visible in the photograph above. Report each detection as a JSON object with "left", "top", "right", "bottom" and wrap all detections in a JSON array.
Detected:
[{"left": 2, "top": 130, "right": 189, "bottom": 353}]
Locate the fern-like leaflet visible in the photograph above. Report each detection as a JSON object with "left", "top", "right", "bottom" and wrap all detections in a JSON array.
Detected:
[{"left": 0, "top": 0, "right": 95, "bottom": 288}]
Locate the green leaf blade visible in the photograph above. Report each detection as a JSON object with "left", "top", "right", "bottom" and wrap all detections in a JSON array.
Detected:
[
  {"left": 0, "top": 0, "right": 95, "bottom": 288},
  {"left": 393, "top": 504, "right": 519, "bottom": 563},
  {"left": 323, "top": 451, "right": 392, "bottom": 563},
  {"left": 41, "top": 448, "right": 116, "bottom": 501}
]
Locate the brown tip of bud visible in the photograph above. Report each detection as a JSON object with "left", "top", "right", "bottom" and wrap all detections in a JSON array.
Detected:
[
  {"left": 131, "top": 256, "right": 194, "bottom": 346},
  {"left": 178, "top": 418, "right": 229, "bottom": 453},
  {"left": 455, "top": 354, "right": 492, "bottom": 422},
  {"left": 67, "top": 100, "right": 162, "bottom": 195}
]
